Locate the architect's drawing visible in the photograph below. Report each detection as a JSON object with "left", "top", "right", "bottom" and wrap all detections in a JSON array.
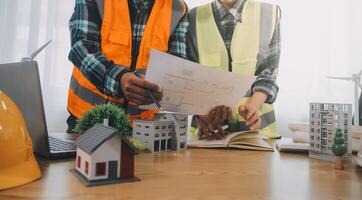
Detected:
[
  {"left": 140, "top": 49, "right": 255, "bottom": 115},
  {"left": 161, "top": 74, "right": 235, "bottom": 111},
  {"left": 309, "top": 103, "right": 352, "bottom": 161}
]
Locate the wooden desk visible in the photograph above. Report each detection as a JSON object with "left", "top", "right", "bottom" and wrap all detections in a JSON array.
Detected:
[{"left": 1, "top": 149, "right": 362, "bottom": 200}]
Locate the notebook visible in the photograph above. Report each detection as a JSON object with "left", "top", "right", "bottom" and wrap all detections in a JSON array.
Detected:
[{"left": 187, "top": 130, "right": 273, "bottom": 151}]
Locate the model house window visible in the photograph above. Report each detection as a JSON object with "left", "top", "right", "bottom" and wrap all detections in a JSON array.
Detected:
[
  {"left": 167, "top": 139, "right": 172, "bottom": 150},
  {"left": 85, "top": 161, "right": 89, "bottom": 175},
  {"left": 77, "top": 156, "right": 81, "bottom": 168},
  {"left": 155, "top": 126, "right": 160, "bottom": 130},
  {"left": 145, "top": 125, "right": 150, "bottom": 128},
  {"left": 180, "top": 132, "right": 186, "bottom": 136},
  {"left": 136, "top": 132, "right": 141, "bottom": 135},
  {"left": 162, "top": 133, "right": 166, "bottom": 137},
  {"left": 144, "top": 133, "right": 149, "bottom": 136},
  {"left": 162, "top": 125, "right": 166, "bottom": 129},
  {"left": 95, "top": 162, "right": 106, "bottom": 176},
  {"left": 180, "top": 142, "right": 185, "bottom": 149},
  {"left": 333, "top": 105, "right": 338, "bottom": 111},
  {"left": 168, "top": 125, "right": 173, "bottom": 129},
  {"left": 154, "top": 140, "right": 160, "bottom": 152},
  {"left": 161, "top": 139, "right": 166, "bottom": 151},
  {"left": 155, "top": 134, "right": 159, "bottom": 137}
]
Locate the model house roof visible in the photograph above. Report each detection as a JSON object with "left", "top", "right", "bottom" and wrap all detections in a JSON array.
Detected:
[{"left": 75, "top": 123, "right": 139, "bottom": 154}]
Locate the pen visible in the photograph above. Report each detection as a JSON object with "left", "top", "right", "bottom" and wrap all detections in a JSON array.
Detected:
[
  {"left": 212, "top": 125, "right": 229, "bottom": 134},
  {"left": 134, "top": 71, "right": 163, "bottom": 112}
]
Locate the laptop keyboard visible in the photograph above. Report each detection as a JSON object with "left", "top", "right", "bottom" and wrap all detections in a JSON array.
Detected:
[{"left": 49, "top": 136, "right": 76, "bottom": 152}]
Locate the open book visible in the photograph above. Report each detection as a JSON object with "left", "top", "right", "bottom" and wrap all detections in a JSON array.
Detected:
[{"left": 187, "top": 130, "right": 274, "bottom": 151}]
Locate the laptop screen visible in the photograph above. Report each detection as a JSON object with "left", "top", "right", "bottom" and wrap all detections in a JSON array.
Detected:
[{"left": 0, "top": 61, "right": 50, "bottom": 156}]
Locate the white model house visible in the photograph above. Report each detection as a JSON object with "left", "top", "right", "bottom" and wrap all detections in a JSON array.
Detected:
[
  {"left": 73, "top": 123, "right": 139, "bottom": 186},
  {"left": 133, "top": 113, "right": 188, "bottom": 153},
  {"left": 309, "top": 103, "right": 352, "bottom": 161}
]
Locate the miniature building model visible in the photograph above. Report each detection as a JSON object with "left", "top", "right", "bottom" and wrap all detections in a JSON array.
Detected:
[
  {"left": 309, "top": 103, "right": 352, "bottom": 161},
  {"left": 133, "top": 113, "right": 188, "bottom": 153},
  {"left": 73, "top": 123, "right": 139, "bottom": 186}
]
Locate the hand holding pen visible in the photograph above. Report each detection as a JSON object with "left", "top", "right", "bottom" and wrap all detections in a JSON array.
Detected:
[{"left": 120, "top": 71, "right": 163, "bottom": 106}]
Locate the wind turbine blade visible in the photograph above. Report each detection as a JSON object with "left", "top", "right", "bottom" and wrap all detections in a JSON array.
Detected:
[
  {"left": 327, "top": 76, "right": 353, "bottom": 81},
  {"left": 30, "top": 40, "right": 53, "bottom": 60}
]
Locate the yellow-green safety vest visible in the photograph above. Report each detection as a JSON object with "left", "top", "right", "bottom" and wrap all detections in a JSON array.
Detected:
[{"left": 190, "top": 0, "right": 280, "bottom": 139}]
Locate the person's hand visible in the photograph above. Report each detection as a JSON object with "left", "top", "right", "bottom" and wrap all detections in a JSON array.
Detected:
[
  {"left": 207, "top": 106, "right": 232, "bottom": 128},
  {"left": 120, "top": 72, "right": 163, "bottom": 105},
  {"left": 196, "top": 106, "right": 232, "bottom": 140},
  {"left": 238, "top": 102, "right": 261, "bottom": 130}
]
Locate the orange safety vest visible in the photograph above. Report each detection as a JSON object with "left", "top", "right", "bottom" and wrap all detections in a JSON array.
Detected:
[{"left": 67, "top": 0, "right": 186, "bottom": 122}]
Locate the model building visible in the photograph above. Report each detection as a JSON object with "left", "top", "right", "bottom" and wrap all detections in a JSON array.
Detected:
[
  {"left": 133, "top": 113, "right": 188, "bottom": 153},
  {"left": 309, "top": 103, "right": 352, "bottom": 161},
  {"left": 73, "top": 123, "right": 139, "bottom": 186}
]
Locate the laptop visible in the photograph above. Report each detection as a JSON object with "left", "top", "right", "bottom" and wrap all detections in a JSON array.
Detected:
[{"left": 0, "top": 61, "right": 77, "bottom": 158}]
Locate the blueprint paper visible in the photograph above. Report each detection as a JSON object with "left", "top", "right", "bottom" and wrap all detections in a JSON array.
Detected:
[{"left": 139, "top": 49, "right": 256, "bottom": 115}]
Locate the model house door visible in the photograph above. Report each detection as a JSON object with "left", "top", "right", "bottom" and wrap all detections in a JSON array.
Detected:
[{"left": 108, "top": 161, "right": 118, "bottom": 179}]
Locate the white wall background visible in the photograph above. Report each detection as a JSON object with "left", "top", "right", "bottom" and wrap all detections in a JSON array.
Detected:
[{"left": 0, "top": 0, "right": 361, "bottom": 136}]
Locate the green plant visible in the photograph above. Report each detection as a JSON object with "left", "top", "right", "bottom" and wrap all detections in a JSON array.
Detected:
[
  {"left": 332, "top": 128, "right": 347, "bottom": 156},
  {"left": 74, "top": 103, "right": 130, "bottom": 135}
]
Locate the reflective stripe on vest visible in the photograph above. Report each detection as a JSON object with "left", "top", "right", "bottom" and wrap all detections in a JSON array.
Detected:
[
  {"left": 68, "top": 0, "right": 186, "bottom": 119},
  {"left": 195, "top": 0, "right": 280, "bottom": 138}
]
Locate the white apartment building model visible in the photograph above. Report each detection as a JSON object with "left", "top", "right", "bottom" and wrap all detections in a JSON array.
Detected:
[
  {"left": 133, "top": 113, "right": 188, "bottom": 152},
  {"left": 309, "top": 103, "right": 352, "bottom": 161}
]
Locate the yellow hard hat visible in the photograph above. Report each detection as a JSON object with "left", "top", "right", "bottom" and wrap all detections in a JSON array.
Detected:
[{"left": 0, "top": 90, "right": 41, "bottom": 190}]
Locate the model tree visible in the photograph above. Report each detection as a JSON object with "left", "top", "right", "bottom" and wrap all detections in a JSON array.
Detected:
[
  {"left": 332, "top": 128, "right": 346, "bottom": 170},
  {"left": 74, "top": 103, "right": 145, "bottom": 151}
]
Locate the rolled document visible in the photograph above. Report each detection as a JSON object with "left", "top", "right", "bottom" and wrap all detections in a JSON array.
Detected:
[{"left": 292, "top": 131, "right": 309, "bottom": 143}]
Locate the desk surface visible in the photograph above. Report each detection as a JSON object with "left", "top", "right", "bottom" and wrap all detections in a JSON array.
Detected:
[{"left": 1, "top": 149, "right": 362, "bottom": 200}]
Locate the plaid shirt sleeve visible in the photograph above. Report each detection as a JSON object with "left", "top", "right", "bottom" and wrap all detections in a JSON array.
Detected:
[
  {"left": 68, "top": 0, "right": 127, "bottom": 98},
  {"left": 168, "top": 15, "right": 189, "bottom": 59},
  {"left": 252, "top": 7, "right": 281, "bottom": 104}
]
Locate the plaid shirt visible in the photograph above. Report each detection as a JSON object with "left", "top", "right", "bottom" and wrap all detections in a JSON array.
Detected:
[
  {"left": 68, "top": 0, "right": 188, "bottom": 98},
  {"left": 187, "top": 0, "right": 281, "bottom": 103},
  {"left": 212, "top": 0, "right": 244, "bottom": 52}
]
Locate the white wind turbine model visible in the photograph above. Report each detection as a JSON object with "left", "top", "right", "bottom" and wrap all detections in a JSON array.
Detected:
[
  {"left": 328, "top": 70, "right": 362, "bottom": 126},
  {"left": 21, "top": 40, "right": 52, "bottom": 62}
]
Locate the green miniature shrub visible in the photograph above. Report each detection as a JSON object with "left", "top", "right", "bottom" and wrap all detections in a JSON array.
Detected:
[
  {"left": 332, "top": 128, "right": 347, "bottom": 156},
  {"left": 74, "top": 103, "right": 130, "bottom": 135}
]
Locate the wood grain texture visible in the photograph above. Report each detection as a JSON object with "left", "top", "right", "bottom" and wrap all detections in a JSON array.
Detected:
[{"left": 1, "top": 149, "right": 361, "bottom": 200}]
